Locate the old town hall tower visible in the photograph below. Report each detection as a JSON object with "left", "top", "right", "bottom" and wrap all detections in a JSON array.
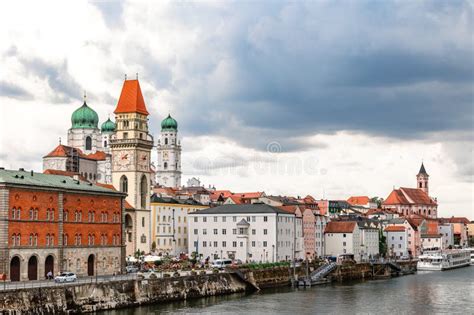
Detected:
[{"left": 111, "top": 79, "right": 152, "bottom": 254}]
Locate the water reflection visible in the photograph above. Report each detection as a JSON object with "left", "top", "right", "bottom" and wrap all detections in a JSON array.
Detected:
[{"left": 101, "top": 267, "right": 474, "bottom": 314}]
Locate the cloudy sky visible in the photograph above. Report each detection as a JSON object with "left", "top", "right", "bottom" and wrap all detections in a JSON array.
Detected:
[{"left": 0, "top": 1, "right": 472, "bottom": 218}]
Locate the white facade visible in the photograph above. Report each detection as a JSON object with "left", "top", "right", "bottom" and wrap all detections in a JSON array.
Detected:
[
  {"left": 385, "top": 230, "right": 409, "bottom": 258},
  {"left": 324, "top": 224, "right": 361, "bottom": 260},
  {"left": 360, "top": 227, "right": 380, "bottom": 260},
  {"left": 438, "top": 224, "right": 454, "bottom": 249},
  {"left": 421, "top": 235, "right": 443, "bottom": 250},
  {"left": 188, "top": 205, "right": 300, "bottom": 262},
  {"left": 156, "top": 128, "right": 182, "bottom": 188}
]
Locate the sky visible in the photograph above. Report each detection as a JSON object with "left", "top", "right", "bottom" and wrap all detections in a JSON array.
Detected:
[{"left": 0, "top": 0, "right": 472, "bottom": 218}]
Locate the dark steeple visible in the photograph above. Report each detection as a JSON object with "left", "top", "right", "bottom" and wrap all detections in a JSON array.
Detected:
[{"left": 418, "top": 162, "right": 428, "bottom": 176}]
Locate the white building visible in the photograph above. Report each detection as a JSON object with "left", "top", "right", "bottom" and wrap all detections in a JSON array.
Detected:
[
  {"left": 384, "top": 226, "right": 409, "bottom": 258},
  {"left": 156, "top": 114, "right": 182, "bottom": 188},
  {"left": 325, "top": 221, "right": 361, "bottom": 260},
  {"left": 150, "top": 196, "right": 208, "bottom": 255},
  {"left": 438, "top": 223, "right": 454, "bottom": 249},
  {"left": 324, "top": 221, "right": 379, "bottom": 262},
  {"left": 421, "top": 234, "right": 443, "bottom": 250},
  {"left": 188, "top": 204, "right": 300, "bottom": 262}
]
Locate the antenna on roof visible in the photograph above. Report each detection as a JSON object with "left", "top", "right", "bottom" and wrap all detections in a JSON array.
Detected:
[
  {"left": 136, "top": 72, "right": 139, "bottom": 80},
  {"left": 124, "top": 73, "right": 127, "bottom": 81}
]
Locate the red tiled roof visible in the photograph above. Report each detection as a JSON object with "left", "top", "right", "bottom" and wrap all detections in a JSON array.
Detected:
[
  {"left": 385, "top": 226, "right": 406, "bottom": 232},
  {"left": 43, "top": 169, "right": 87, "bottom": 181},
  {"left": 210, "top": 190, "right": 233, "bottom": 201},
  {"left": 447, "top": 217, "right": 470, "bottom": 224},
  {"left": 226, "top": 195, "right": 243, "bottom": 204},
  {"left": 277, "top": 205, "right": 303, "bottom": 214},
  {"left": 124, "top": 200, "right": 134, "bottom": 209},
  {"left": 324, "top": 221, "right": 357, "bottom": 233},
  {"left": 347, "top": 196, "right": 370, "bottom": 206},
  {"left": 383, "top": 187, "right": 436, "bottom": 206},
  {"left": 421, "top": 234, "right": 442, "bottom": 238},
  {"left": 233, "top": 192, "right": 264, "bottom": 199},
  {"left": 114, "top": 79, "right": 149, "bottom": 115},
  {"left": 95, "top": 183, "right": 117, "bottom": 191},
  {"left": 85, "top": 151, "right": 108, "bottom": 161},
  {"left": 44, "top": 144, "right": 73, "bottom": 158}
]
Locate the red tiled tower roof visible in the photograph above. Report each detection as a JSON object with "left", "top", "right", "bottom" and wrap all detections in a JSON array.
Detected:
[{"left": 114, "top": 79, "right": 149, "bottom": 115}]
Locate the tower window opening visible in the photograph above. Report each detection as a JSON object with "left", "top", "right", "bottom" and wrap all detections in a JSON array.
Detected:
[
  {"left": 120, "top": 175, "right": 128, "bottom": 193},
  {"left": 85, "top": 136, "right": 92, "bottom": 150},
  {"left": 165, "top": 138, "right": 168, "bottom": 145}
]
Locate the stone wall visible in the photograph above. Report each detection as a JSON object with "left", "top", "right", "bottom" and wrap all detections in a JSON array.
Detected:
[{"left": 0, "top": 273, "right": 251, "bottom": 314}]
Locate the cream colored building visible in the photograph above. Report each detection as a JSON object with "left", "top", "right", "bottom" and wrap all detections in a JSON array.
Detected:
[{"left": 151, "top": 196, "right": 208, "bottom": 255}]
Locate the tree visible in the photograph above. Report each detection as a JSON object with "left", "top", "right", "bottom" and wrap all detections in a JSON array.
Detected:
[
  {"left": 151, "top": 241, "right": 157, "bottom": 252},
  {"left": 370, "top": 197, "right": 384, "bottom": 209},
  {"left": 379, "top": 229, "right": 387, "bottom": 256}
]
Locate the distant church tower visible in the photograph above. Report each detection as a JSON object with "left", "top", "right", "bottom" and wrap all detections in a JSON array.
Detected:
[
  {"left": 416, "top": 162, "right": 429, "bottom": 195},
  {"left": 111, "top": 79, "right": 153, "bottom": 254},
  {"left": 156, "top": 114, "right": 182, "bottom": 188},
  {"left": 67, "top": 95, "right": 101, "bottom": 154}
]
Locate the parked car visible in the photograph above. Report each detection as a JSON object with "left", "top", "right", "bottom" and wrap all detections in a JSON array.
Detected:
[
  {"left": 126, "top": 265, "right": 139, "bottom": 273},
  {"left": 211, "top": 259, "right": 232, "bottom": 270},
  {"left": 54, "top": 272, "right": 77, "bottom": 283}
]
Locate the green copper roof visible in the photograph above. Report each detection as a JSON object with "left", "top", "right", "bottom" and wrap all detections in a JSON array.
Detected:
[
  {"left": 0, "top": 169, "right": 124, "bottom": 195},
  {"left": 71, "top": 102, "right": 99, "bottom": 129},
  {"left": 101, "top": 118, "right": 116, "bottom": 133},
  {"left": 161, "top": 114, "right": 178, "bottom": 131}
]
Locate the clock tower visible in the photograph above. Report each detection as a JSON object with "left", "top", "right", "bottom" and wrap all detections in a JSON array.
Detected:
[{"left": 111, "top": 79, "right": 153, "bottom": 255}]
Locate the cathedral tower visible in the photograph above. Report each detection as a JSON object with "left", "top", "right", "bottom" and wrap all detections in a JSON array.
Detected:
[
  {"left": 67, "top": 96, "right": 101, "bottom": 154},
  {"left": 156, "top": 114, "right": 182, "bottom": 188},
  {"left": 111, "top": 79, "right": 153, "bottom": 254},
  {"left": 416, "top": 162, "right": 429, "bottom": 195}
]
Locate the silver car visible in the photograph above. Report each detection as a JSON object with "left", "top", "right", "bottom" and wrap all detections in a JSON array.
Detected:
[{"left": 54, "top": 272, "right": 77, "bottom": 283}]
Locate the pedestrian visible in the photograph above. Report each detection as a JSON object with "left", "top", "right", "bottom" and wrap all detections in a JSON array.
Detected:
[{"left": 47, "top": 270, "right": 53, "bottom": 280}]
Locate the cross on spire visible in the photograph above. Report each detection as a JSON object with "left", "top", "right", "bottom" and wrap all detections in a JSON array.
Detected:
[
  {"left": 59, "top": 137, "right": 62, "bottom": 145},
  {"left": 83, "top": 90, "right": 87, "bottom": 102},
  {"left": 124, "top": 73, "right": 127, "bottom": 81}
]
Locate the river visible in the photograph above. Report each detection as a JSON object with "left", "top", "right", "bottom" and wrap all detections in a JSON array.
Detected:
[{"left": 102, "top": 266, "right": 474, "bottom": 314}]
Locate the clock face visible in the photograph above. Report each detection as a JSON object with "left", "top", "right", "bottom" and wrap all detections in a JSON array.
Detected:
[
  {"left": 113, "top": 150, "right": 134, "bottom": 170},
  {"left": 138, "top": 152, "right": 149, "bottom": 171}
]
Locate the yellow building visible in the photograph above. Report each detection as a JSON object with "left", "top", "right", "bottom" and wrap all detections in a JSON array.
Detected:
[{"left": 151, "top": 195, "right": 208, "bottom": 255}]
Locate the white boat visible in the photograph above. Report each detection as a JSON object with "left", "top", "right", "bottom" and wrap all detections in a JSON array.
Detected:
[
  {"left": 463, "top": 248, "right": 474, "bottom": 265},
  {"left": 417, "top": 249, "right": 471, "bottom": 271}
]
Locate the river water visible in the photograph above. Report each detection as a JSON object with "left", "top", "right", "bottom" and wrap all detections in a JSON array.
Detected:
[{"left": 103, "top": 266, "right": 474, "bottom": 314}]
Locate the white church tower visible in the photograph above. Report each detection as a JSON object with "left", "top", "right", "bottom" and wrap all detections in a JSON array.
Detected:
[{"left": 156, "top": 114, "right": 182, "bottom": 188}]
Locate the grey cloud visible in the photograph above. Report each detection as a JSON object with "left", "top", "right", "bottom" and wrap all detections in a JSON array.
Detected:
[
  {"left": 19, "top": 57, "right": 82, "bottom": 103},
  {"left": 0, "top": 81, "right": 32, "bottom": 100},
  {"left": 91, "top": 0, "right": 124, "bottom": 28}
]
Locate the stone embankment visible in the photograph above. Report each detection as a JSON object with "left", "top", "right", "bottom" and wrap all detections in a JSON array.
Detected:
[{"left": 0, "top": 272, "right": 251, "bottom": 314}]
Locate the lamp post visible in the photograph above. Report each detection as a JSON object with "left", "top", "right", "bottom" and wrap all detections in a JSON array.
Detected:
[{"left": 272, "top": 245, "right": 275, "bottom": 263}]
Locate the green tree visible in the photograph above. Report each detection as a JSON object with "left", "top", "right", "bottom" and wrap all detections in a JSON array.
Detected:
[{"left": 379, "top": 229, "right": 387, "bottom": 256}]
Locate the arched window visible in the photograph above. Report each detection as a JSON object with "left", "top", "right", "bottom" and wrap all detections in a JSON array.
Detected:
[
  {"left": 16, "top": 207, "right": 21, "bottom": 219},
  {"left": 140, "top": 175, "right": 147, "bottom": 209},
  {"left": 164, "top": 138, "right": 168, "bottom": 145},
  {"left": 34, "top": 234, "right": 38, "bottom": 246},
  {"left": 11, "top": 207, "right": 16, "bottom": 219},
  {"left": 85, "top": 136, "right": 92, "bottom": 150},
  {"left": 16, "top": 234, "right": 20, "bottom": 246},
  {"left": 164, "top": 162, "right": 168, "bottom": 170},
  {"left": 29, "top": 234, "right": 33, "bottom": 246},
  {"left": 419, "top": 182, "right": 422, "bottom": 188},
  {"left": 11, "top": 234, "right": 16, "bottom": 246},
  {"left": 64, "top": 210, "right": 68, "bottom": 221},
  {"left": 29, "top": 208, "right": 34, "bottom": 220},
  {"left": 104, "top": 140, "right": 108, "bottom": 148},
  {"left": 34, "top": 208, "right": 38, "bottom": 220},
  {"left": 120, "top": 175, "right": 128, "bottom": 193},
  {"left": 46, "top": 234, "right": 50, "bottom": 246},
  {"left": 63, "top": 234, "right": 68, "bottom": 246},
  {"left": 50, "top": 234, "right": 54, "bottom": 246}
]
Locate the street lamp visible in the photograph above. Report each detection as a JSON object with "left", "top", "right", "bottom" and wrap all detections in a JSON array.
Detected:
[{"left": 272, "top": 245, "right": 275, "bottom": 263}]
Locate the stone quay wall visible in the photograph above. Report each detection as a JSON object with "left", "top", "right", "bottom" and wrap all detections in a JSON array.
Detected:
[{"left": 0, "top": 273, "right": 251, "bottom": 314}]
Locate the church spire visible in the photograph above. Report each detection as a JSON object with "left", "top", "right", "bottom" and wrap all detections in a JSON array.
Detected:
[{"left": 418, "top": 162, "right": 428, "bottom": 175}]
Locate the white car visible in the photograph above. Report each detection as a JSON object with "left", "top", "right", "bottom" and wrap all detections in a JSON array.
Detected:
[{"left": 54, "top": 272, "right": 77, "bottom": 283}]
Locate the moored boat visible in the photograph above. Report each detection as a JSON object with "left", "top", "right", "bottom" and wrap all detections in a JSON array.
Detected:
[
  {"left": 417, "top": 249, "right": 471, "bottom": 271},
  {"left": 462, "top": 248, "right": 474, "bottom": 265}
]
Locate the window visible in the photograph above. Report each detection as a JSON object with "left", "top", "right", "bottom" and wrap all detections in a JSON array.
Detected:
[
  {"left": 142, "top": 217, "right": 145, "bottom": 227},
  {"left": 164, "top": 162, "right": 168, "bottom": 169},
  {"left": 233, "top": 216, "right": 237, "bottom": 222},
  {"left": 203, "top": 217, "right": 207, "bottom": 223},
  {"left": 140, "top": 234, "right": 147, "bottom": 243},
  {"left": 214, "top": 217, "right": 218, "bottom": 222},
  {"left": 214, "top": 229, "right": 218, "bottom": 235},
  {"left": 400, "top": 236, "right": 403, "bottom": 240},
  {"left": 233, "top": 228, "right": 237, "bottom": 235},
  {"left": 214, "top": 241, "right": 218, "bottom": 247},
  {"left": 63, "top": 234, "right": 68, "bottom": 246},
  {"left": 264, "top": 229, "right": 267, "bottom": 235},
  {"left": 140, "top": 175, "right": 147, "bottom": 209},
  {"left": 343, "top": 234, "right": 346, "bottom": 238},
  {"left": 263, "top": 216, "right": 268, "bottom": 222},
  {"left": 120, "top": 175, "right": 128, "bottom": 193},
  {"left": 203, "top": 241, "right": 207, "bottom": 247},
  {"left": 240, "top": 241, "right": 243, "bottom": 247},
  {"left": 343, "top": 242, "right": 346, "bottom": 246},
  {"left": 194, "top": 217, "right": 198, "bottom": 222},
  {"left": 11, "top": 207, "right": 16, "bottom": 219},
  {"left": 222, "top": 217, "right": 226, "bottom": 222},
  {"left": 232, "top": 241, "right": 237, "bottom": 247},
  {"left": 252, "top": 241, "right": 256, "bottom": 247},
  {"left": 85, "top": 136, "right": 92, "bottom": 150},
  {"left": 203, "top": 229, "right": 207, "bottom": 235},
  {"left": 222, "top": 241, "right": 226, "bottom": 247},
  {"left": 252, "top": 229, "right": 256, "bottom": 235},
  {"left": 64, "top": 210, "right": 68, "bottom": 221},
  {"left": 263, "top": 241, "right": 267, "bottom": 247},
  {"left": 194, "top": 229, "right": 198, "bottom": 235}
]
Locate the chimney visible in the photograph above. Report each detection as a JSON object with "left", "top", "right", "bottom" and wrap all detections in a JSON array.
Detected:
[
  {"left": 31, "top": 170, "right": 34, "bottom": 176},
  {"left": 19, "top": 168, "right": 25, "bottom": 171}
]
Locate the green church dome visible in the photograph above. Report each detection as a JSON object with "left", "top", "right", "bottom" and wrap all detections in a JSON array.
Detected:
[
  {"left": 101, "top": 117, "right": 116, "bottom": 133},
  {"left": 71, "top": 102, "right": 99, "bottom": 129},
  {"left": 161, "top": 114, "right": 178, "bottom": 131}
]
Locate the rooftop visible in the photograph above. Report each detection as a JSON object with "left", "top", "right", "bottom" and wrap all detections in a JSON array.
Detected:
[
  {"left": 0, "top": 169, "right": 123, "bottom": 195},
  {"left": 114, "top": 79, "right": 149, "bottom": 115},
  {"left": 190, "top": 203, "right": 292, "bottom": 215},
  {"left": 324, "top": 221, "right": 357, "bottom": 233}
]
